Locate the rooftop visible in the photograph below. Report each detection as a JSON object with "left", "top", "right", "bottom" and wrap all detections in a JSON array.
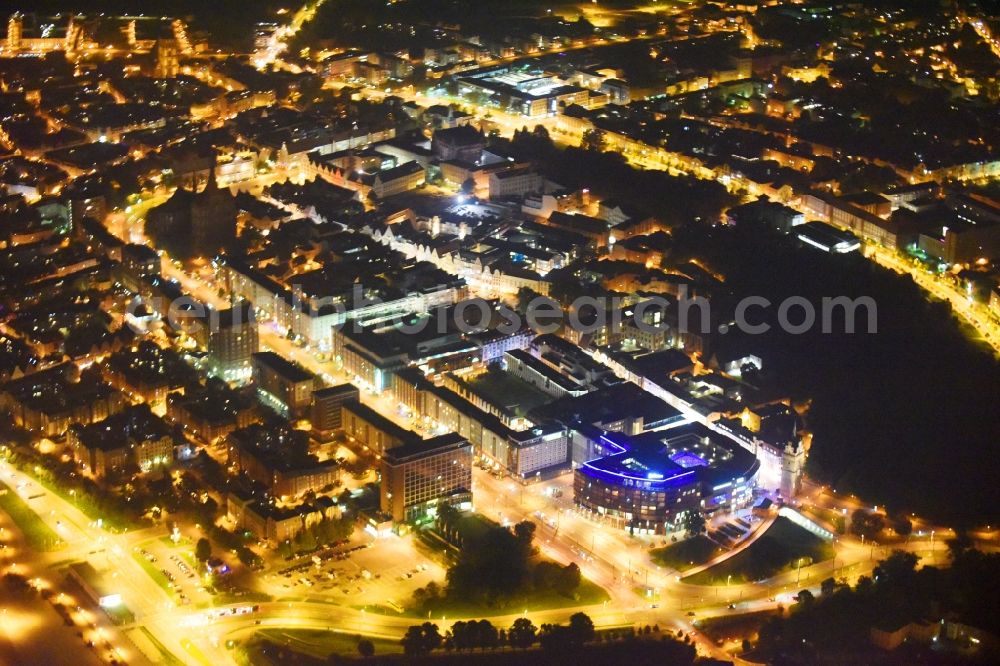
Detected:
[
  {"left": 579, "top": 422, "right": 759, "bottom": 491},
  {"left": 71, "top": 404, "right": 174, "bottom": 452},
  {"left": 383, "top": 432, "right": 470, "bottom": 464},
  {"left": 252, "top": 351, "right": 314, "bottom": 384}
]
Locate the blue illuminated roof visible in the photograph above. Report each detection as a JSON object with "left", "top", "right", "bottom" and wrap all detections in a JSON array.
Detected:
[
  {"left": 670, "top": 451, "right": 708, "bottom": 468},
  {"left": 579, "top": 422, "right": 760, "bottom": 492},
  {"left": 580, "top": 455, "right": 696, "bottom": 491}
]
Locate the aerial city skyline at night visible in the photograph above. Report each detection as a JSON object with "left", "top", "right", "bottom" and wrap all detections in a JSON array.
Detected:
[{"left": 0, "top": 1, "right": 998, "bottom": 664}]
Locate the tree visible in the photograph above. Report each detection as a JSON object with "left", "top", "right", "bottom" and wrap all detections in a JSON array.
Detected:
[
  {"left": 357, "top": 639, "right": 374, "bottom": 658},
  {"left": 507, "top": 617, "right": 538, "bottom": 650},
  {"left": 445, "top": 523, "right": 533, "bottom": 606},
  {"left": 833, "top": 515, "right": 847, "bottom": 535},
  {"left": 567, "top": 612, "right": 595, "bottom": 646},
  {"left": 451, "top": 620, "right": 473, "bottom": 651},
  {"left": 401, "top": 623, "right": 441, "bottom": 656},
  {"left": 420, "top": 622, "right": 442, "bottom": 653},
  {"left": 476, "top": 619, "right": 498, "bottom": 651},
  {"left": 533, "top": 560, "right": 561, "bottom": 590},
  {"left": 795, "top": 589, "right": 815, "bottom": 606},
  {"left": 890, "top": 514, "right": 912, "bottom": 538},
  {"left": 294, "top": 527, "right": 318, "bottom": 553},
  {"left": 581, "top": 128, "right": 606, "bottom": 152},
  {"left": 314, "top": 517, "right": 334, "bottom": 545},
  {"left": 682, "top": 510, "right": 707, "bottom": 536},
  {"left": 437, "top": 503, "right": 460, "bottom": 534},
  {"left": 515, "top": 287, "right": 543, "bottom": 315},
  {"left": 195, "top": 537, "right": 212, "bottom": 562},
  {"left": 236, "top": 545, "right": 263, "bottom": 570},
  {"left": 539, "top": 624, "right": 572, "bottom": 651},
  {"left": 423, "top": 581, "right": 442, "bottom": 604},
  {"left": 850, "top": 509, "right": 884, "bottom": 540},
  {"left": 513, "top": 520, "right": 537, "bottom": 554},
  {"left": 556, "top": 562, "right": 582, "bottom": 597},
  {"left": 947, "top": 532, "right": 974, "bottom": 559},
  {"left": 872, "top": 550, "right": 918, "bottom": 587},
  {"left": 402, "top": 626, "right": 426, "bottom": 656}
]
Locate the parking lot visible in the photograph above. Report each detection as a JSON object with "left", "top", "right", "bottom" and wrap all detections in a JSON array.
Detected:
[
  {"left": 135, "top": 539, "right": 212, "bottom": 607},
  {"left": 261, "top": 534, "right": 446, "bottom": 609}
]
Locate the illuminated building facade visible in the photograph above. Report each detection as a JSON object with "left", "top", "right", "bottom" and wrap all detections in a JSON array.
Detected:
[
  {"left": 68, "top": 404, "right": 175, "bottom": 479},
  {"left": 251, "top": 351, "right": 315, "bottom": 419},
  {"left": 207, "top": 300, "right": 258, "bottom": 383},
  {"left": 574, "top": 423, "right": 759, "bottom": 535},
  {"left": 380, "top": 433, "right": 472, "bottom": 524}
]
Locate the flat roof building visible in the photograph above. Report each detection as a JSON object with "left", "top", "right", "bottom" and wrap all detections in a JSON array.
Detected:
[
  {"left": 507, "top": 424, "right": 570, "bottom": 480},
  {"left": 796, "top": 221, "right": 861, "bottom": 254},
  {"left": 574, "top": 422, "right": 759, "bottom": 535},
  {"left": 341, "top": 399, "right": 417, "bottom": 455},
  {"left": 432, "top": 125, "right": 485, "bottom": 164},
  {"left": 311, "top": 383, "right": 360, "bottom": 435},
  {"left": 380, "top": 432, "right": 472, "bottom": 524},
  {"left": 252, "top": 351, "right": 315, "bottom": 419},
  {"left": 207, "top": 300, "right": 258, "bottom": 383}
]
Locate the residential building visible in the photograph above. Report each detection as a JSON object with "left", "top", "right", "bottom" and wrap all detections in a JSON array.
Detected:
[
  {"left": 0, "top": 365, "right": 125, "bottom": 436},
  {"left": 488, "top": 166, "right": 543, "bottom": 200},
  {"left": 227, "top": 493, "right": 338, "bottom": 545},
  {"left": 227, "top": 422, "right": 339, "bottom": 499},
  {"left": 167, "top": 380, "right": 258, "bottom": 443},
  {"left": 207, "top": 300, "right": 258, "bottom": 383},
  {"left": 431, "top": 125, "right": 485, "bottom": 164},
  {"left": 68, "top": 404, "right": 175, "bottom": 479}
]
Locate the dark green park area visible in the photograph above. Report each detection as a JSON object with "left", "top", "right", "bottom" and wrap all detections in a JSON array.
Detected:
[
  {"left": 650, "top": 534, "right": 723, "bottom": 572},
  {"left": 683, "top": 517, "right": 834, "bottom": 586}
]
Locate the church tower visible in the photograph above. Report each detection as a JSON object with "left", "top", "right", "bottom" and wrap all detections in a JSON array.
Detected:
[{"left": 781, "top": 440, "right": 805, "bottom": 498}]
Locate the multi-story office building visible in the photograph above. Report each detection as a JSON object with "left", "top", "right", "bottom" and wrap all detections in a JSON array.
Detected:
[
  {"left": 341, "top": 400, "right": 415, "bottom": 455},
  {"left": 380, "top": 433, "right": 472, "bottom": 524},
  {"left": 508, "top": 425, "right": 570, "bottom": 479},
  {"left": 574, "top": 423, "right": 759, "bottom": 535},
  {"left": 251, "top": 351, "right": 315, "bottom": 419},
  {"left": 311, "top": 384, "right": 360, "bottom": 435},
  {"left": 488, "top": 166, "right": 543, "bottom": 200},
  {"left": 207, "top": 300, "right": 258, "bottom": 383}
]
